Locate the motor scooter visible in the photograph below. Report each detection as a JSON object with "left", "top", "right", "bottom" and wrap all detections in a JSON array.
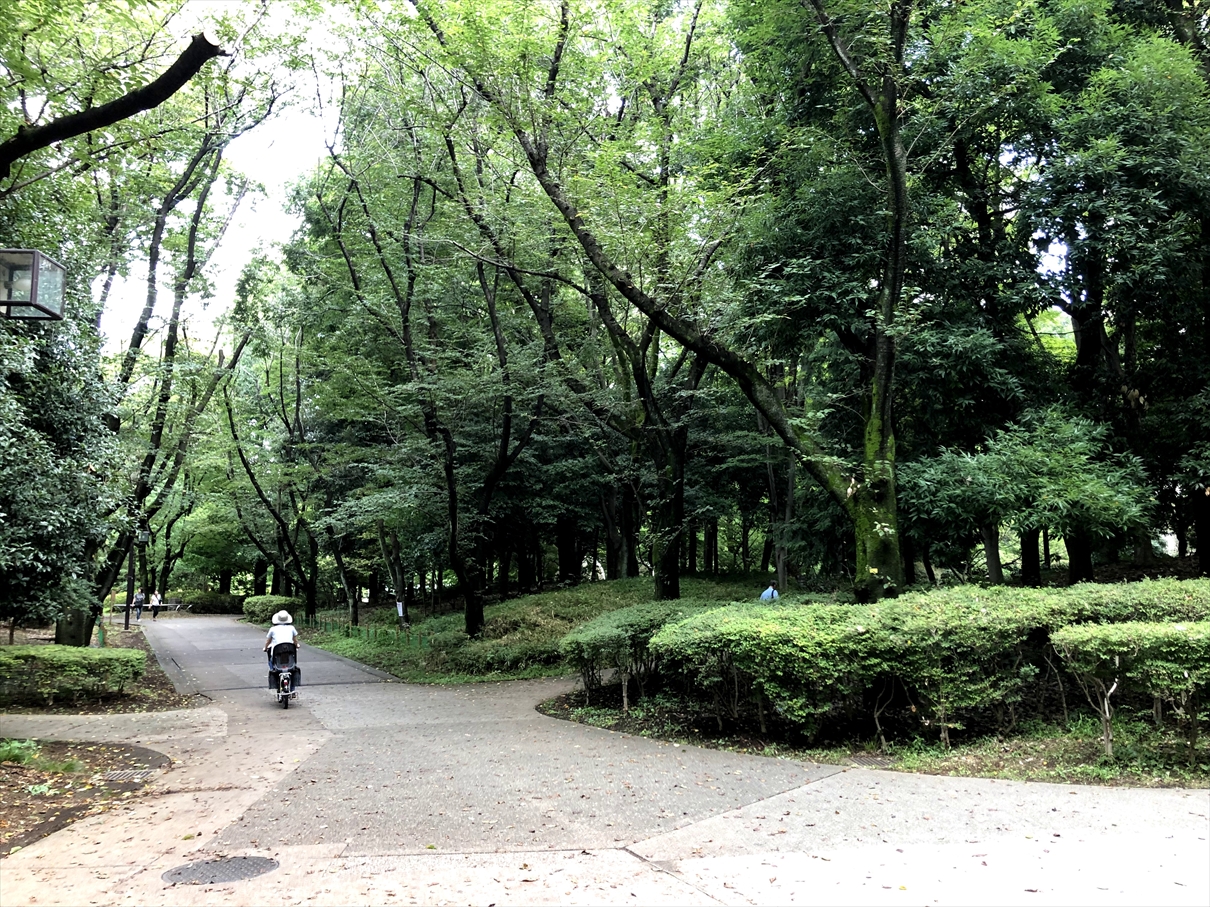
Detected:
[{"left": 268, "top": 643, "right": 300, "bottom": 708}]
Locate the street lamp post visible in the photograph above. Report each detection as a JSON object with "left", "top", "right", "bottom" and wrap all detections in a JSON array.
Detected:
[
  {"left": 0, "top": 249, "right": 66, "bottom": 320},
  {"left": 124, "top": 539, "right": 135, "bottom": 630}
]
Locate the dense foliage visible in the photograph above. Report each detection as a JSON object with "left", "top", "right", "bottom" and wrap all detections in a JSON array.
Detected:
[
  {"left": 1053, "top": 620, "right": 1210, "bottom": 757},
  {"left": 2, "top": 0, "right": 1209, "bottom": 645},
  {"left": 643, "top": 579, "right": 1210, "bottom": 747}
]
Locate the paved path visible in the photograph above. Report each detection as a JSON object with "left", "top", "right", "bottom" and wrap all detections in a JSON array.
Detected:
[{"left": 1, "top": 615, "right": 1207, "bottom": 906}]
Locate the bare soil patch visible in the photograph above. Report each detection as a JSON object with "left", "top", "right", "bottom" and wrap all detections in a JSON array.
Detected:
[{"left": 0, "top": 741, "right": 169, "bottom": 856}]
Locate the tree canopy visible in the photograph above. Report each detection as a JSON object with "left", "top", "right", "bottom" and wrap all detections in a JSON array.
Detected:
[{"left": 3, "top": 0, "right": 1209, "bottom": 640}]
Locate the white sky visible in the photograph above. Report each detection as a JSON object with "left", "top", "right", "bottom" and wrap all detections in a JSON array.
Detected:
[{"left": 97, "top": 1, "right": 332, "bottom": 356}]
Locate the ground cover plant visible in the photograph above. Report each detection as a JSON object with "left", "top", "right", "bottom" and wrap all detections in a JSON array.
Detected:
[{"left": 0, "top": 646, "right": 145, "bottom": 707}]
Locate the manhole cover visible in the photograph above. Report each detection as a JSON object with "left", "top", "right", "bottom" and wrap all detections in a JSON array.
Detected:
[
  {"left": 100, "top": 769, "right": 156, "bottom": 782},
  {"left": 162, "top": 856, "right": 279, "bottom": 885},
  {"left": 847, "top": 753, "right": 897, "bottom": 767}
]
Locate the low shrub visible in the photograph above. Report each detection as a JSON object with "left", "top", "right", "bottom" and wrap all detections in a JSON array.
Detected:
[
  {"left": 560, "top": 599, "right": 721, "bottom": 707},
  {"left": 0, "top": 645, "right": 145, "bottom": 706},
  {"left": 648, "top": 580, "right": 1210, "bottom": 747},
  {"left": 652, "top": 603, "right": 897, "bottom": 737},
  {"left": 1051, "top": 621, "right": 1210, "bottom": 759},
  {"left": 176, "top": 590, "right": 245, "bottom": 614},
  {"left": 243, "top": 595, "right": 303, "bottom": 625}
]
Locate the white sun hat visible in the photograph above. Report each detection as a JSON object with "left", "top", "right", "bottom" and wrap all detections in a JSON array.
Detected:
[{"left": 272, "top": 610, "right": 293, "bottom": 625}]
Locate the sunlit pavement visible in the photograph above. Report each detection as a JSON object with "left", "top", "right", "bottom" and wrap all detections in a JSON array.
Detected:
[{"left": 1, "top": 614, "right": 1206, "bottom": 906}]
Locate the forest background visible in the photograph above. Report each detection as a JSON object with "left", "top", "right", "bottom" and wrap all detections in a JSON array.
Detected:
[{"left": 2, "top": 0, "right": 1209, "bottom": 647}]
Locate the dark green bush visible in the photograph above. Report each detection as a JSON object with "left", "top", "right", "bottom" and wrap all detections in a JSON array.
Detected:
[
  {"left": 177, "top": 590, "right": 246, "bottom": 614},
  {"left": 243, "top": 595, "right": 302, "bottom": 625},
  {"left": 651, "top": 603, "right": 899, "bottom": 736},
  {"left": 0, "top": 645, "right": 145, "bottom": 706}
]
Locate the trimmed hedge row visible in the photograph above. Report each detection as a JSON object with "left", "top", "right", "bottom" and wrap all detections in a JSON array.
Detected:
[
  {"left": 243, "top": 595, "right": 303, "bottom": 624},
  {"left": 1053, "top": 621, "right": 1210, "bottom": 758},
  {"left": 560, "top": 600, "right": 720, "bottom": 707},
  {"left": 0, "top": 645, "right": 146, "bottom": 706},
  {"left": 628, "top": 579, "right": 1210, "bottom": 746},
  {"left": 176, "top": 590, "right": 245, "bottom": 614}
]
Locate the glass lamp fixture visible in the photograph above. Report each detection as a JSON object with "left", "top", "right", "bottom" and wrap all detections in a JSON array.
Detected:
[{"left": 1, "top": 249, "right": 66, "bottom": 320}]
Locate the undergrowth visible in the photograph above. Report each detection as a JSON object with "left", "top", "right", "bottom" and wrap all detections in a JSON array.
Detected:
[
  {"left": 538, "top": 685, "right": 1210, "bottom": 788},
  {"left": 302, "top": 575, "right": 786, "bottom": 682}
]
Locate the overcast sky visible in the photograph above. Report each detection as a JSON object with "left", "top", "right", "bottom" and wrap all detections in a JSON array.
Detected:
[{"left": 97, "top": 2, "right": 331, "bottom": 355}]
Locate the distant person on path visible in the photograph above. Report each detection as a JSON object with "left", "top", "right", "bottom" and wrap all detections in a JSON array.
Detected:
[
  {"left": 133, "top": 589, "right": 145, "bottom": 622},
  {"left": 150, "top": 590, "right": 162, "bottom": 619},
  {"left": 760, "top": 581, "right": 779, "bottom": 601}
]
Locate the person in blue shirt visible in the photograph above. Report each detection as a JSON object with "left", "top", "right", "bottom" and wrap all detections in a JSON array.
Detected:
[{"left": 760, "top": 581, "right": 779, "bottom": 600}]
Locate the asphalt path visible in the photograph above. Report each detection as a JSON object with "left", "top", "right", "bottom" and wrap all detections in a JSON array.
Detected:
[{"left": 0, "top": 614, "right": 1207, "bottom": 906}]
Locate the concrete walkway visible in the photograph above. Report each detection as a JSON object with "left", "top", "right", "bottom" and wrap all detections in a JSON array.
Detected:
[{"left": 0, "top": 615, "right": 1206, "bottom": 906}]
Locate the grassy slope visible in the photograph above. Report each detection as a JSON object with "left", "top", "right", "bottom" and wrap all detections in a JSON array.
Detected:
[{"left": 301, "top": 575, "right": 785, "bottom": 683}]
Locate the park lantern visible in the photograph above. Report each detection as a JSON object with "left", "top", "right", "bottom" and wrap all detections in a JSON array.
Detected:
[{"left": 1, "top": 249, "right": 66, "bottom": 320}]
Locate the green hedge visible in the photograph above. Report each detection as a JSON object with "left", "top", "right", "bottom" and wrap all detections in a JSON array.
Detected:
[
  {"left": 560, "top": 599, "right": 723, "bottom": 706},
  {"left": 0, "top": 646, "right": 145, "bottom": 706},
  {"left": 1052, "top": 621, "right": 1210, "bottom": 758},
  {"left": 646, "top": 579, "right": 1210, "bottom": 746},
  {"left": 243, "top": 595, "right": 303, "bottom": 625},
  {"left": 175, "top": 590, "right": 245, "bottom": 614}
]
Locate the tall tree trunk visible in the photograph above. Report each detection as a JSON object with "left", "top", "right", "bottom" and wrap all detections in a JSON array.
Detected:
[
  {"left": 253, "top": 559, "right": 268, "bottom": 596},
  {"left": 1194, "top": 489, "right": 1210, "bottom": 578},
  {"left": 623, "top": 484, "right": 641, "bottom": 578},
  {"left": 556, "top": 513, "right": 581, "bottom": 585},
  {"left": 650, "top": 448, "right": 685, "bottom": 601},
  {"left": 601, "top": 490, "right": 623, "bottom": 580},
  {"left": 518, "top": 527, "right": 537, "bottom": 591},
  {"left": 1066, "top": 531, "right": 1096, "bottom": 584},
  {"left": 778, "top": 451, "right": 795, "bottom": 591},
  {"left": 981, "top": 523, "right": 1004, "bottom": 585},
  {"left": 330, "top": 531, "right": 358, "bottom": 626},
  {"left": 922, "top": 546, "right": 937, "bottom": 585},
  {"left": 1020, "top": 528, "right": 1041, "bottom": 587},
  {"left": 497, "top": 539, "right": 512, "bottom": 598}
]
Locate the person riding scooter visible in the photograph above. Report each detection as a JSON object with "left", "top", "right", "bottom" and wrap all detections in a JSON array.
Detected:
[{"left": 264, "top": 610, "right": 301, "bottom": 690}]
